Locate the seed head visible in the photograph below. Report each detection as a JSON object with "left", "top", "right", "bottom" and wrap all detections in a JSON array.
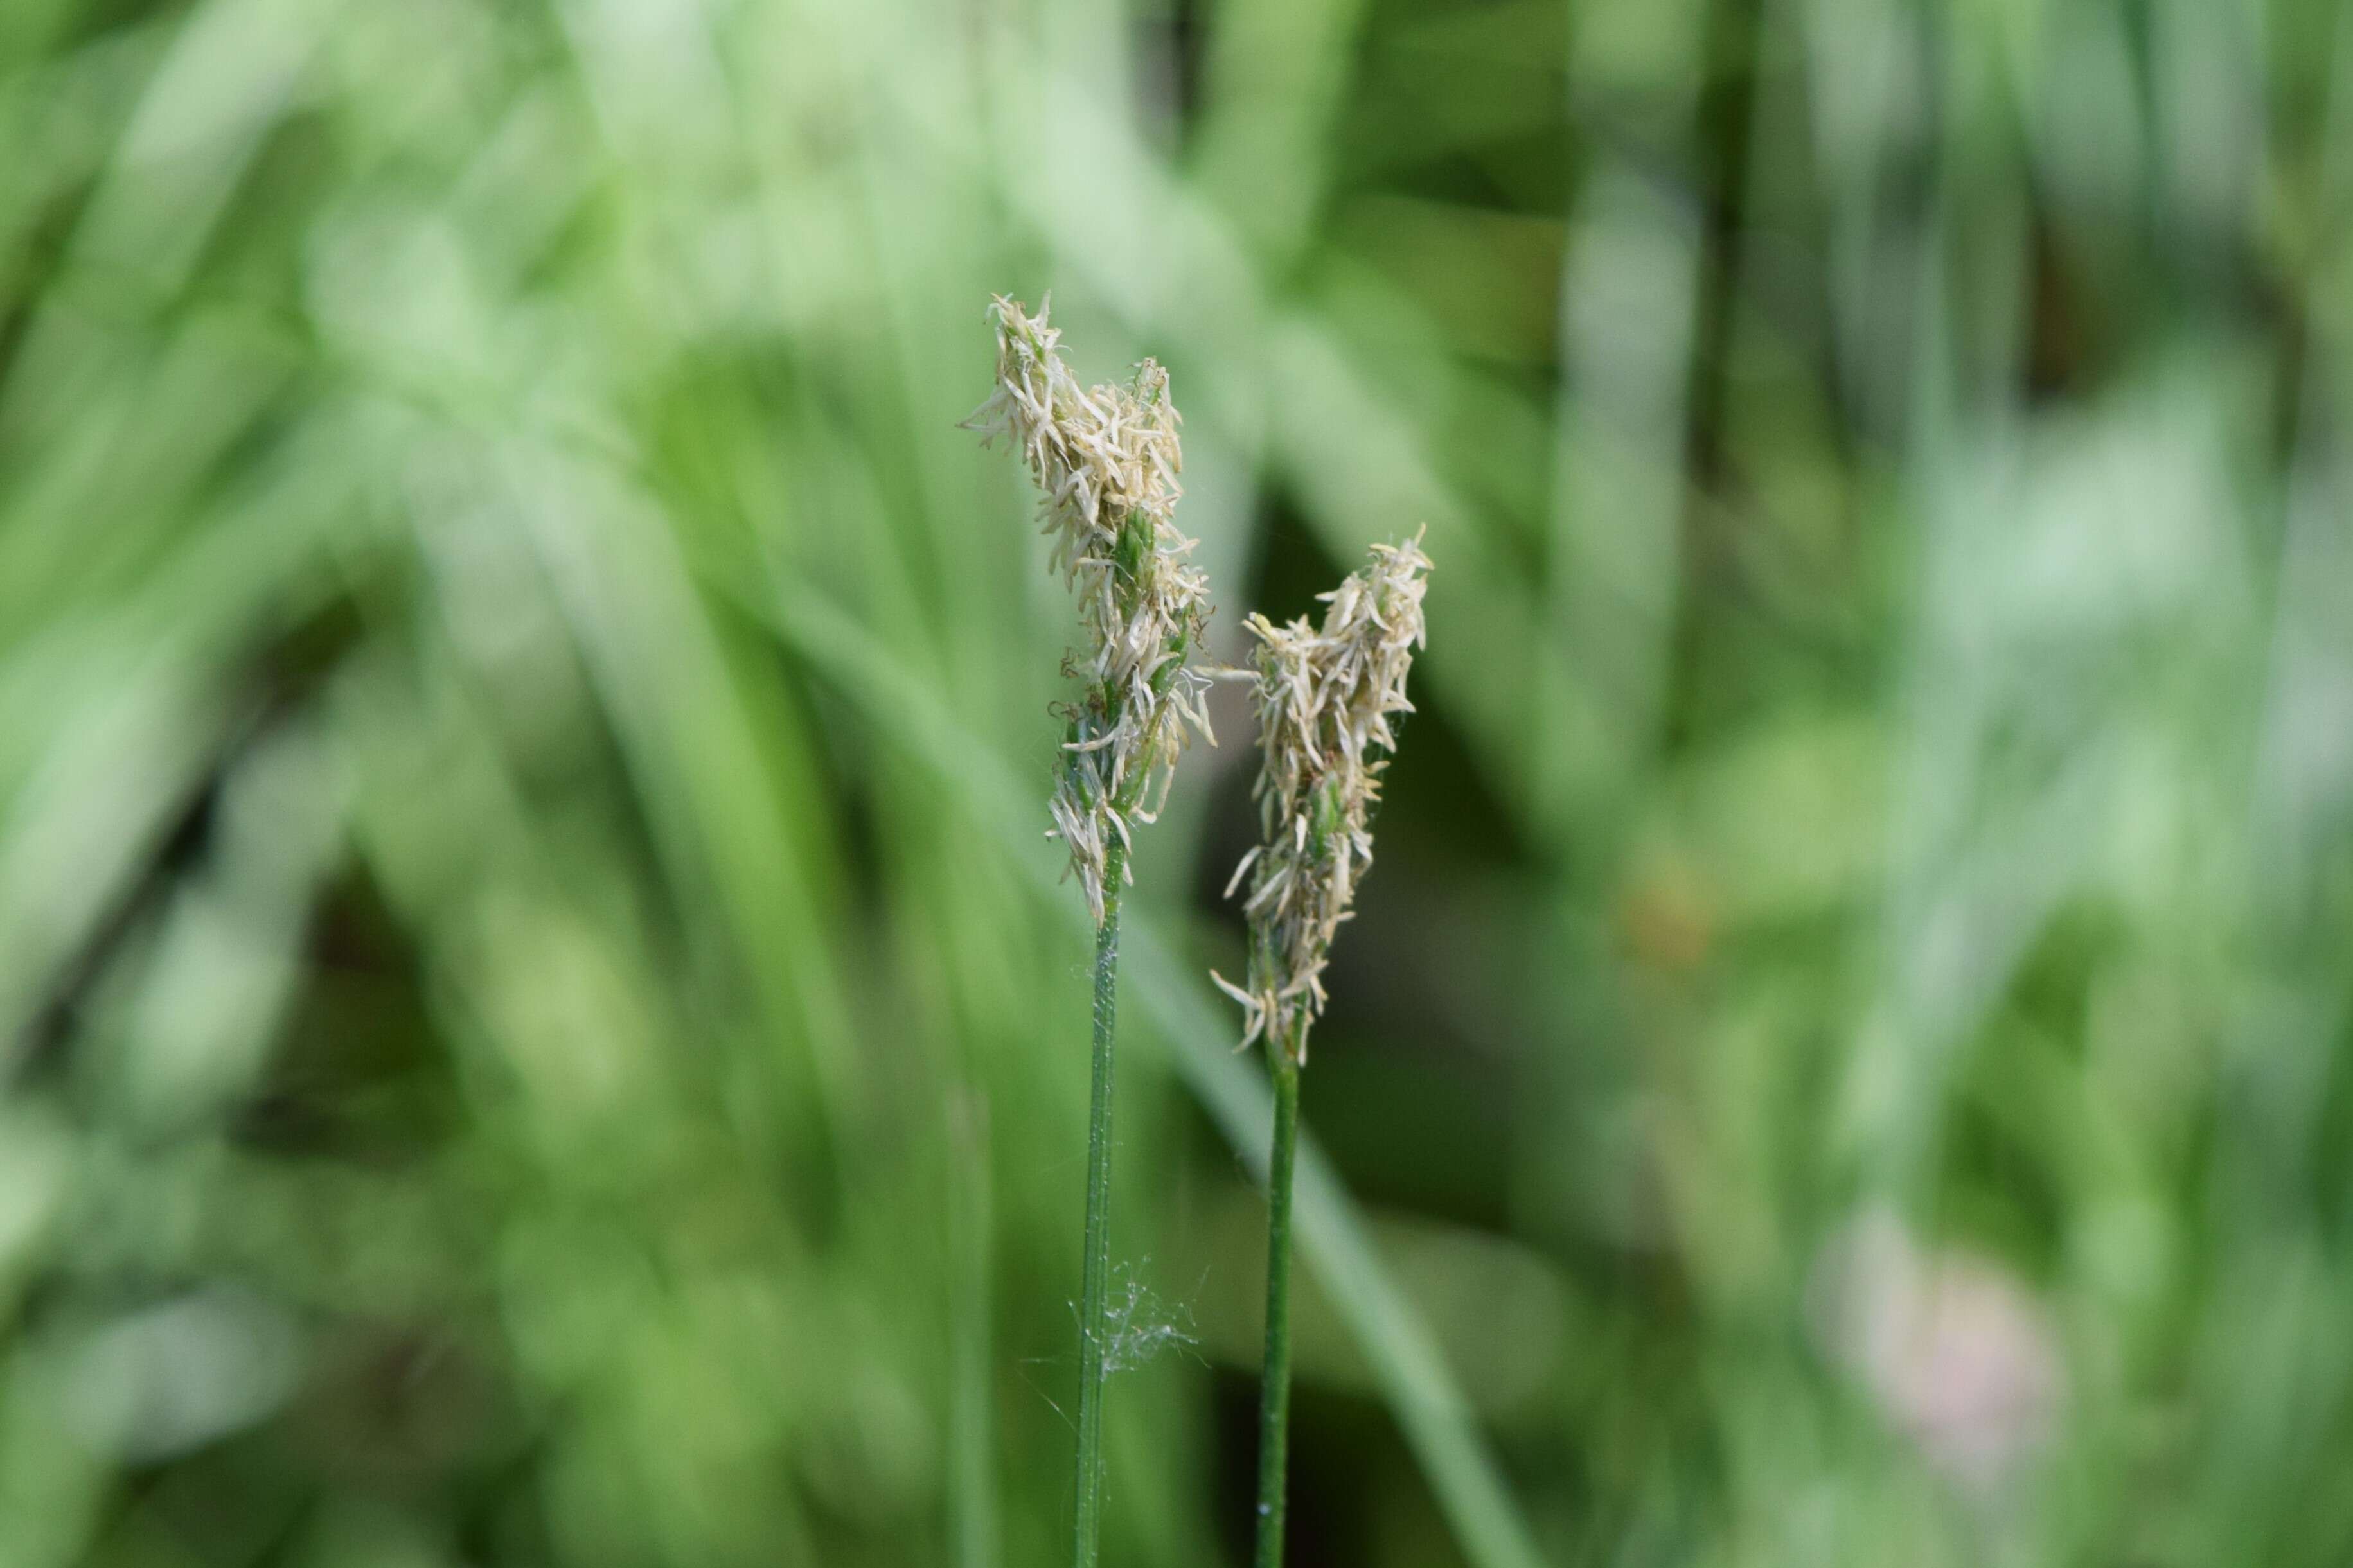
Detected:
[
  {"left": 966, "top": 295, "right": 1214, "bottom": 923},
  {"left": 1212, "top": 533, "right": 1431, "bottom": 1064}
]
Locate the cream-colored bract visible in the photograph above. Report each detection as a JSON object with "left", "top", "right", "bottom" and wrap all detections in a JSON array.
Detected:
[
  {"left": 966, "top": 295, "right": 1215, "bottom": 924},
  {"left": 1214, "top": 533, "right": 1431, "bottom": 1064}
]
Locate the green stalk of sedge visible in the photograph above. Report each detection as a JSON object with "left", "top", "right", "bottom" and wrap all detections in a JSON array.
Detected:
[
  {"left": 1070, "top": 833, "right": 1126, "bottom": 1568},
  {"left": 1254, "top": 1028, "right": 1302, "bottom": 1568}
]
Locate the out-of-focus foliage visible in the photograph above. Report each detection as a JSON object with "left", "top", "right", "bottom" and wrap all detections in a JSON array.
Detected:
[{"left": 4, "top": 0, "right": 2352, "bottom": 1564}]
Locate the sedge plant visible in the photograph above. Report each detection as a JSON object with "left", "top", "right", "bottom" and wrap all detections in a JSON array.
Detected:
[
  {"left": 965, "top": 295, "right": 1214, "bottom": 1568},
  {"left": 1214, "top": 534, "right": 1433, "bottom": 1568}
]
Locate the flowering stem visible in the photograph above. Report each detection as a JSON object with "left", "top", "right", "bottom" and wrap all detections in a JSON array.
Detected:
[
  {"left": 1071, "top": 832, "right": 1127, "bottom": 1568},
  {"left": 1254, "top": 1032, "right": 1302, "bottom": 1568}
]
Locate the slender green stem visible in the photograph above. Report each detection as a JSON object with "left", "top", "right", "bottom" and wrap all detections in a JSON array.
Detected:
[
  {"left": 1254, "top": 1033, "right": 1302, "bottom": 1568},
  {"left": 1071, "top": 834, "right": 1128, "bottom": 1568}
]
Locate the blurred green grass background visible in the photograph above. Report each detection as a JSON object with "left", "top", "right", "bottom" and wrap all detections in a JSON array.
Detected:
[{"left": 5, "top": 0, "right": 2353, "bottom": 1563}]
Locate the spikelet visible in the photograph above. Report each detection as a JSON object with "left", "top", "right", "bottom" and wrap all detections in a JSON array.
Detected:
[
  {"left": 965, "top": 295, "right": 1214, "bottom": 923},
  {"left": 1212, "top": 533, "right": 1431, "bottom": 1064}
]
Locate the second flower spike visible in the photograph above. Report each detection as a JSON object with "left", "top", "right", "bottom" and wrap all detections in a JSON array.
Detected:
[{"left": 1215, "top": 532, "right": 1433, "bottom": 1064}]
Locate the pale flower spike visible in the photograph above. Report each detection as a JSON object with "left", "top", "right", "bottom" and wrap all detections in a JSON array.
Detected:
[
  {"left": 1213, "top": 532, "right": 1432, "bottom": 1064},
  {"left": 964, "top": 295, "right": 1215, "bottom": 923}
]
